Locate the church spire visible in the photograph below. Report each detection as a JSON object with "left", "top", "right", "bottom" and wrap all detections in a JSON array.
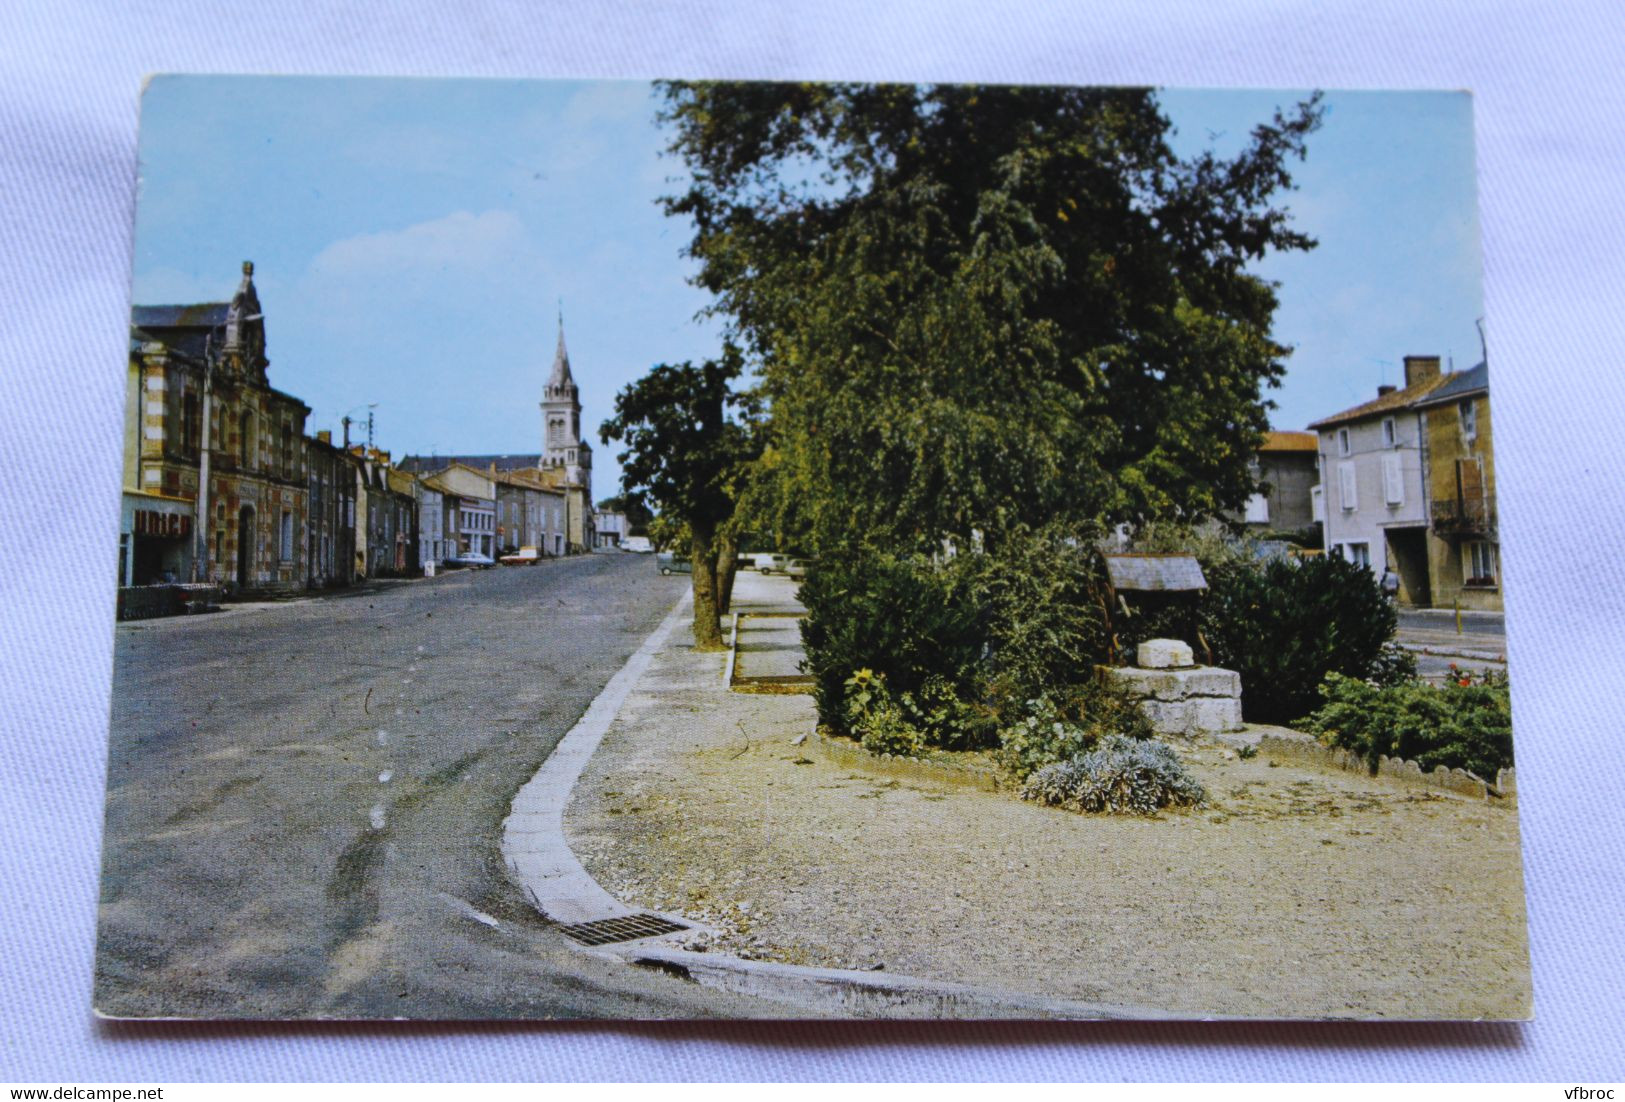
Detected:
[{"left": 549, "top": 306, "right": 575, "bottom": 392}]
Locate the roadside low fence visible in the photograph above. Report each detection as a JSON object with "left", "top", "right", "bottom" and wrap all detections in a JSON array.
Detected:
[
  {"left": 1255, "top": 727, "right": 1516, "bottom": 805},
  {"left": 117, "top": 583, "right": 222, "bottom": 621}
]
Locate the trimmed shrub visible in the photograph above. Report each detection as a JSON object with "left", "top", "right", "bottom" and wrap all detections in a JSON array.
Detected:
[
  {"left": 1300, "top": 670, "right": 1513, "bottom": 778},
  {"left": 995, "top": 682, "right": 1154, "bottom": 781},
  {"left": 1198, "top": 554, "right": 1397, "bottom": 725},
  {"left": 1021, "top": 734, "right": 1207, "bottom": 814},
  {"left": 972, "top": 523, "right": 1110, "bottom": 721},
  {"left": 799, "top": 549, "right": 987, "bottom": 735}
]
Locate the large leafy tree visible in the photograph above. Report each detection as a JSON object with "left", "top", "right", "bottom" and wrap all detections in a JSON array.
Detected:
[
  {"left": 600, "top": 351, "right": 758, "bottom": 649},
  {"left": 658, "top": 82, "right": 1322, "bottom": 554}
]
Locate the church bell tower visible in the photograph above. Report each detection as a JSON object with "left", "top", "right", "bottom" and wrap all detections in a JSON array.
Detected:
[{"left": 540, "top": 311, "right": 592, "bottom": 495}]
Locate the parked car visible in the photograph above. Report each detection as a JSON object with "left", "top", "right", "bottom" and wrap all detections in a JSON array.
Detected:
[
  {"left": 656, "top": 551, "right": 692, "bottom": 576},
  {"left": 446, "top": 550, "right": 495, "bottom": 569},
  {"left": 499, "top": 546, "right": 541, "bottom": 566},
  {"left": 622, "top": 536, "right": 654, "bottom": 553},
  {"left": 753, "top": 552, "right": 789, "bottom": 574},
  {"left": 786, "top": 557, "right": 815, "bottom": 579}
]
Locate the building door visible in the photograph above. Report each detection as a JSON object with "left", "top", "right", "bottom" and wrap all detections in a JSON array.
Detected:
[
  {"left": 1384, "top": 526, "right": 1432, "bottom": 608},
  {"left": 237, "top": 505, "right": 255, "bottom": 590}
]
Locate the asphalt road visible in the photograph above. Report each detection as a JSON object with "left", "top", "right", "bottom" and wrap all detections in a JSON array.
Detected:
[
  {"left": 96, "top": 553, "right": 803, "bottom": 1020},
  {"left": 1396, "top": 608, "right": 1508, "bottom": 683},
  {"left": 1396, "top": 608, "right": 1505, "bottom": 639}
]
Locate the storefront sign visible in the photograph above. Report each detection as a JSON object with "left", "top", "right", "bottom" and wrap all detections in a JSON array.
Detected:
[{"left": 134, "top": 509, "right": 191, "bottom": 539}]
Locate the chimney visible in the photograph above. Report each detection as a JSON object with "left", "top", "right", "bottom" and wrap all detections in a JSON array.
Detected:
[
  {"left": 1403, "top": 355, "right": 1441, "bottom": 389},
  {"left": 1377, "top": 385, "right": 1397, "bottom": 397},
  {"left": 316, "top": 430, "right": 332, "bottom": 444}
]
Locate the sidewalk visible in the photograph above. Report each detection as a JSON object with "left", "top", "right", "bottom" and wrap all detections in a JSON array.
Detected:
[{"left": 560, "top": 572, "right": 1531, "bottom": 1019}]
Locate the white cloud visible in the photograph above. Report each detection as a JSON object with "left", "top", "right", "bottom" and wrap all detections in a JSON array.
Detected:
[{"left": 304, "top": 209, "right": 531, "bottom": 285}]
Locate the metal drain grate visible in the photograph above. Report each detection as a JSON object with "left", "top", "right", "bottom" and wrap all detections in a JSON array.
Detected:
[{"left": 559, "top": 913, "right": 688, "bottom": 946}]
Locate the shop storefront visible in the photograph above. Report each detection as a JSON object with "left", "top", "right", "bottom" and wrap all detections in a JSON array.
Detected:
[{"left": 120, "top": 491, "right": 195, "bottom": 587}]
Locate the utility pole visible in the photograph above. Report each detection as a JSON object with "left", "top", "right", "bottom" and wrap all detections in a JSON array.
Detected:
[
  {"left": 342, "top": 415, "right": 352, "bottom": 449},
  {"left": 192, "top": 336, "right": 215, "bottom": 583}
]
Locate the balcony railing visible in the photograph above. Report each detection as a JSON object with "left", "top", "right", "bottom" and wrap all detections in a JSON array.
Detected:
[{"left": 1431, "top": 498, "right": 1495, "bottom": 538}]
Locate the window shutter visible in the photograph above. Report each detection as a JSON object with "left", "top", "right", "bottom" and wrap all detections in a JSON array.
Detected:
[
  {"left": 1383, "top": 453, "right": 1404, "bottom": 505},
  {"left": 1457, "top": 457, "right": 1484, "bottom": 511},
  {"left": 1339, "top": 462, "right": 1358, "bottom": 511}
]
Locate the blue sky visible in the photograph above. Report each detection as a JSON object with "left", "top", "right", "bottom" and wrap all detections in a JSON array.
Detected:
[{"left": 132, "top": 77, "right": 1484, "bottom": 499}]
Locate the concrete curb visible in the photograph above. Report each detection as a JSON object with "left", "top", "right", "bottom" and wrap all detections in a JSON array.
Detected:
[
  {"left": 595, "top": 943, "right": 1177, "bottom": 1020},
  {"left": 500, "top": 588, "right": 693, "bottom": 924},
  {"left": 1397, "top": 642, "right": 1507, "bottom": 663}
]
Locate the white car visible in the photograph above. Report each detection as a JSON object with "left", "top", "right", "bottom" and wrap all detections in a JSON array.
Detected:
[
  {"left": 446, "top": 550, "right": 495, "bottom": 568},
  {"left": 753, "top": 552, "right": 789, "bottom": 574},
  {"left": 622, "top": 536, "right": 654, "bottom": 554}
]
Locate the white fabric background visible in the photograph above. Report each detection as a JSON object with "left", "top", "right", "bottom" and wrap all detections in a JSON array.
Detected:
[{"left": 2, "top": 0, "right": 1622, "bottom": 1083}]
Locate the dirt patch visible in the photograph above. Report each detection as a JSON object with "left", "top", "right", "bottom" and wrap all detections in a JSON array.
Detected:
[{"left": 566, "top": 631, "right": 1531, "bottom": 1020}]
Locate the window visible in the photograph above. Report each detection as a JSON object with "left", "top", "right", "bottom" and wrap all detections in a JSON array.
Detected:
[
  {"left": 280, "top": 509, "right": 293, "bottom": 561},
  {"left": 281, "top": 424, "right": 293, "bottom": 478},
  {"left": 1346, "top": 542, "right": 1371, "bottom": 569},
  {"left": 183, "top": 392, "right": 200, "bottom": 452},
  {"left": 1243, "top": 493, "right": 1270, "bottom": 524},
  {"left": 240, "top": 411, "right": 254, "bottom": 468},
  {"left": 1338, "top": 461, "right": 1358, "bottom": 512},
  {"left": 1382, "top": 452, "right": 1404, "bottom": 506},
  {"left": 1337, "top": 427, "right": 1350, "bottom": 456},
  {"left": 1381, "top": 417, "right": 1396, "bottom": 448},
  {"left": 1459, "top": 399, "right": 1478, "bottom": 442},
  {"left": 1465, "top": 541, "right": 1497, "bottom": 586}
]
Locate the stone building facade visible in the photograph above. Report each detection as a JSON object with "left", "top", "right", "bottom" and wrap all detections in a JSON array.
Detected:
[
  {"left": 1416, "top": 362, "right": 1500, "bottom": 611},
  {"left": 128, "top": 262, "right": 310, "bottom": 593},
  {"left": 1236, "top": 431, "right": 1319, "bottom": 534},
  {"left": 305, "top": 431, "right": 357, "bottom": 589}
]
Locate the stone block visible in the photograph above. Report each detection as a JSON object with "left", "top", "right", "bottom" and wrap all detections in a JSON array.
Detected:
[
  {"left": 1139, "top": 699, "right": 1193, "bottom": 736},
  {"left": 1136, "top": 638, "right": 1194, "bottom": 669},
  {"left": 1187, "top": 696, "right": 1243, "bottom": 733},
  {"left": 1106, "top": 665, "right": 1241, "bottom": 702}
]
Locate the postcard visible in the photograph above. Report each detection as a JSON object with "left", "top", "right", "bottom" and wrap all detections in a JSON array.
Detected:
[{"left": 99, "top": 76, "right": 1527, "bottom": 1020}]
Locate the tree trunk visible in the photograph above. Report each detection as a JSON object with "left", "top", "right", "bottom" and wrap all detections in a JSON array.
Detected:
[
  {"left": 689, "top": 520, "right": 725, "bottom": 650},
  {"left": 716, "top": 527, "right": 739, "bottom": 614}
]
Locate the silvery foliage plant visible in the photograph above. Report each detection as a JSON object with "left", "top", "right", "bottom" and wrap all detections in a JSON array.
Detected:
[{"left": 1021, "top": 735, "right": 1206, "bottom": 815}]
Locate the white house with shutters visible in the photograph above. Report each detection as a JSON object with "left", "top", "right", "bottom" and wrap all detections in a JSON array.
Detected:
[{"left": 1308, "top": 355, "right": 1450, "bottom": 607}]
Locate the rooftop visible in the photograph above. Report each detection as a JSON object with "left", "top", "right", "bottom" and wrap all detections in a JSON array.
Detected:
[
  {"left": 1260, "top": 430, "right": 1318, "bottom": 453},
  {"left": 131, "top": 303, "right": 231, "bottom": 330},
  {"left": 399, "top": 453, "right": 543, "bottom": 474},
  {"left": 1308, "top": 372, "right": 1453, "bottom": 430},
  {"left": 1412, "top": 361, "right": 1489, "bottom": 408}
]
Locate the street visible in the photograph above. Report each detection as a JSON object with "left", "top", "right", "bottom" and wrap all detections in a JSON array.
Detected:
[
  {"left": 1395, "top": 608, "right": 1508, "bottom": 683},
  {"left": 96, "top": 553, "right": 799, "bottom": 1019}
]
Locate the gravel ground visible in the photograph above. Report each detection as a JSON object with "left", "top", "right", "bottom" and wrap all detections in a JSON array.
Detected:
[{"left": 566, "top": 583, "right": 1532, "bottom": 1020}]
